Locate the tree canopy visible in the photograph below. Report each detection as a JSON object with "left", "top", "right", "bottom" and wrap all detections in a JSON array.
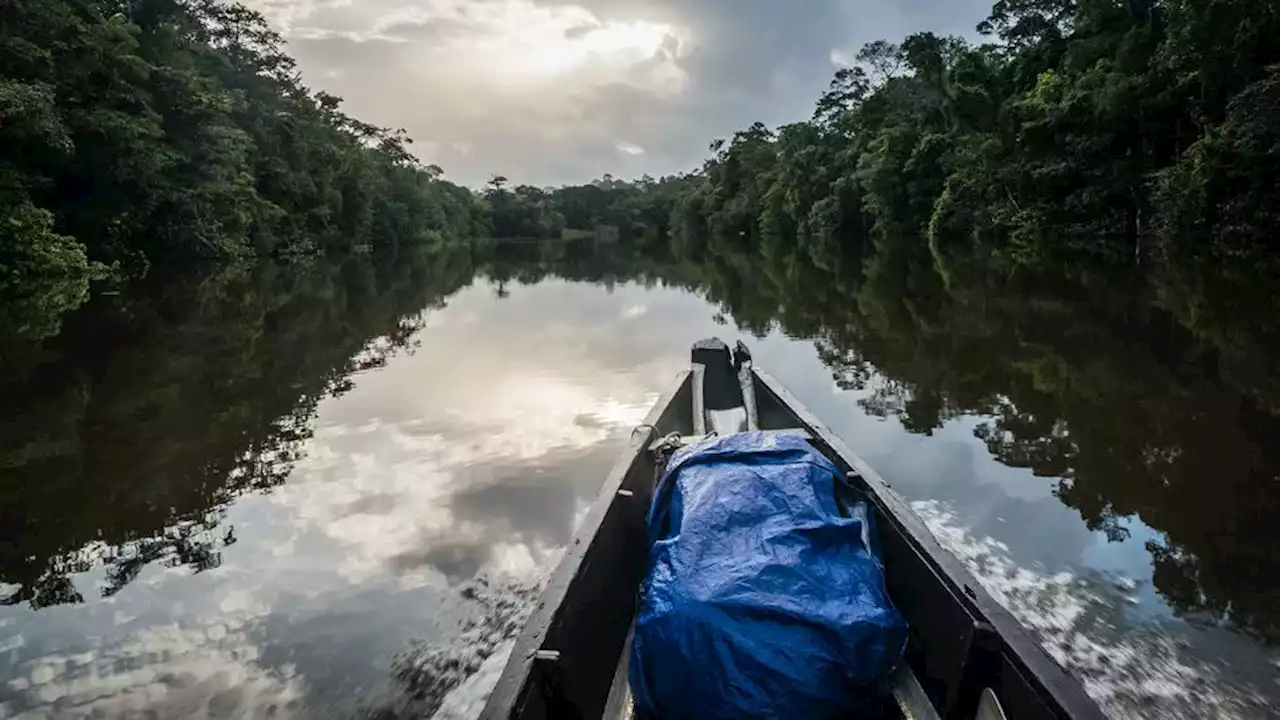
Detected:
[{"left": 0, "top": 0, "right": 484, "bottom": 295}]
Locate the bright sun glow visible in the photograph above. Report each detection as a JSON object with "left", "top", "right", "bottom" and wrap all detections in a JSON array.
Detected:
[
  {"left": 437, "top": 2, "right": 687, "bottom": 92},
  {"left": 243, "top": 0, "right": 692, "bottom": 168},
  {"left": 521, "top": 21, "right": 673, "bottom": 77},
  {"left": 266, "top": 0, "right": 692, "bottom": 94}
]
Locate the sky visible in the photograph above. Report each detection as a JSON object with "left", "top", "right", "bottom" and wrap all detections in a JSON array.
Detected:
[{"left": 243, "top": 0, "right": 995, "bottom": 187}]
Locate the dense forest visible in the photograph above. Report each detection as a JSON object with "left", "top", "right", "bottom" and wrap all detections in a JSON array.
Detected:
[
  {"left": 504, "top": 0, "right": 1280, "bottom": 290},
  {"left": 0, "top": 0, "right": 484, "bottom": 298}
]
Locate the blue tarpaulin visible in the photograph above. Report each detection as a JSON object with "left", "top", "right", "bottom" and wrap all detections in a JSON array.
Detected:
[{"left": 629, "top": 431, "right": 908, "bottom": 719}]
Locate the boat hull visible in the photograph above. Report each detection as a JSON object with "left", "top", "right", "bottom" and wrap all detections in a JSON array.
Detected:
[{"left": 482, "top": 359, "right": 1104, "bottom": 720}]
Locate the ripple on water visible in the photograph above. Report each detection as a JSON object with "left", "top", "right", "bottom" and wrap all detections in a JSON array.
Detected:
[
  {"left": 1, "top": 615, "right": 305, "bottom": 719},
  {"left": 912, "top": 500, "right": 1280, "bottom": 719},
  {"left": 367, "top": 573, "right": 544, "bottom": 719}
]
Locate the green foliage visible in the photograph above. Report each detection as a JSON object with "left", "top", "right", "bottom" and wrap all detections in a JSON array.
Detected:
[
  {"left": 0, "top": 0, "right": 482, "bottom": 282},
  {"left": 1156, "top": 68, "right": 1280, "bottom": 258},
  {"left": 0, "top": 203, "right": 88, "bottom": 289},
  {"left": 485, "top": 183, "right": 565, "bottom": 239}
]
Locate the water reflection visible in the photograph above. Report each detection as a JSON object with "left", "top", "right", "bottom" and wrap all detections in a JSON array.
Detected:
[
  {"left": 0, "top": 248, "right": 723, "bottom": 718},
  {"left": 0, "top": 255, "right": 475, "bottom": 717},
  {"left": 0, "top": 237, "right": 1278, "bottom": 718}
]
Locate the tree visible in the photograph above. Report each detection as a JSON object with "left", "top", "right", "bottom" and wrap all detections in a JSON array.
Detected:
[
  {"left": 0, "top": 0, "right": 483, "bottom": 285},
  {"left": 857, "top": 40, "right": 904, "bottom": 85},
  {"left": 814, "top": 67, "right": 871, "bottom": 129}
]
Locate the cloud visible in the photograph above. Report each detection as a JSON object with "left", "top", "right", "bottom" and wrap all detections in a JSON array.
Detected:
[
  {"left": 243, "top": 0, "right": 994, "bottom": 186},
  {"left": 257, "top": 281, "right": 667, "bottom": 586},
  {"left": 829, "top": 48, "right": 857, "bottom": 68}
]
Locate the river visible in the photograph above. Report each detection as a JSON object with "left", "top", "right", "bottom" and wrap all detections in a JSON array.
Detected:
[{"left": 1, "top": 241, "right": 1277, "bottom": 718}]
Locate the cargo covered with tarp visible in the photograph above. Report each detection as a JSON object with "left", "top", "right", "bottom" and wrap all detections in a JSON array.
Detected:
[{"left": 630, "top": 431, "right": 908, "bottom": 719}]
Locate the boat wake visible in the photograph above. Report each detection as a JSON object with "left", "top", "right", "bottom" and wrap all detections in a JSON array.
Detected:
[
  {"left": 365, "top": 574, "right": 544, "bottom": 719},
  {"left": 912, "top": 500, "right": 1278, "bottom": 719}
]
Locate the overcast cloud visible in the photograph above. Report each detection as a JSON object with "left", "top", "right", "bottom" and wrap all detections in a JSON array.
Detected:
[{"left": 243, "top": 0, "right": 993, "bottom": 187}]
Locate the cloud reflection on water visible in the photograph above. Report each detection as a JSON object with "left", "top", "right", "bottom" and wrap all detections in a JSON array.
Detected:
[
  {"left": 0, "top": 278, "right": 704, "bottom": 718},
  {"left": 4, "top": 274, "right": 1278, "bottom": 719}
]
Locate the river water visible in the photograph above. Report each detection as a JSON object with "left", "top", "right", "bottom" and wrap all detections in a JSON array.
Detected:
[{"left": 1, "top": 245, "right": 1277, "bottom": 718}]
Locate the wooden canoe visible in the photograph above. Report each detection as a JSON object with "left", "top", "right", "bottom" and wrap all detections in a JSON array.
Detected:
[{"left": 482, "top": 339, "right": 1105, "bottom": 720}]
